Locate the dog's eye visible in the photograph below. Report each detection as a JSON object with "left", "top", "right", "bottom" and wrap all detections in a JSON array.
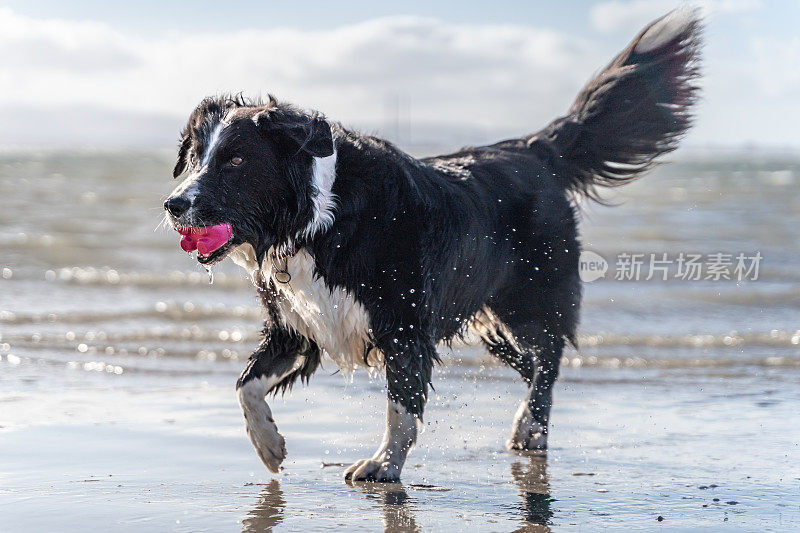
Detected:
[{"left": 230, "top": 156, "right": 243, "bottom": 167}]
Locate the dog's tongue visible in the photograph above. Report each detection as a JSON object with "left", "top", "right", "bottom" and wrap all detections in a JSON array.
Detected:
[{"left": 176, "top": 223, "right": 233, "bottom": 255}]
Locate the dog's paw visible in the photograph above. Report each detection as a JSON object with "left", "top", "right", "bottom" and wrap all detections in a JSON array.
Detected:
[
  {"left": 248, "top": 418, "right": 287, "bottom": 473},
  {"left": 344, "top": 459, "right": 401, "bottom": 483},
  {"left": 506, "top": 431, "right": 547, "bottom": 451},
  {"left": 507, "top": 417, "right": 548, "bottom": 451}
]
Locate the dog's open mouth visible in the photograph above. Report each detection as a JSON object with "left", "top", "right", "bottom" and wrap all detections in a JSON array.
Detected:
[{"left": 175, "top": 223, "right": 234, "bottom": 264}]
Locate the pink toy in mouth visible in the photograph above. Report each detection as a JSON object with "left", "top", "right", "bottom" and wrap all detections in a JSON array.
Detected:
[{"left": 176, "top": 223, "right": 233, "bottom": 255}]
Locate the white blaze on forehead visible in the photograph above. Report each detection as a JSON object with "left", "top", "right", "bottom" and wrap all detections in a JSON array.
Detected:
[
  {"left": 168, "top": 120, "right": 226, "bottom": 211},
  {"left": 169, "top": 170, "right": 201, "bottom": 205},
  {"left": 201, "top": 122, "right": 226, "bottom": 167}
]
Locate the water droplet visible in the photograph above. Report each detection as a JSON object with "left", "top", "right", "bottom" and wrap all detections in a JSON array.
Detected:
[{"left": 204, "top": 265, "right": 214, "bottom": 284}]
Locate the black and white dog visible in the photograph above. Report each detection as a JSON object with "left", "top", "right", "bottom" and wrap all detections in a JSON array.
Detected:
[{"left": 164, "top": 10, "right": 700, "bottom": 482}]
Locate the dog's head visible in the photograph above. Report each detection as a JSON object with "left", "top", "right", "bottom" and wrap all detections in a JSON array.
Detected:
[{"left": 164, "top": 96, "right": 335, "bottom": 265}]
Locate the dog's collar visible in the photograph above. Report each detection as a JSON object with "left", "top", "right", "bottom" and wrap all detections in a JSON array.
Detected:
[{"left": 270, "top": 245, "right": 298, "bottom": 284}]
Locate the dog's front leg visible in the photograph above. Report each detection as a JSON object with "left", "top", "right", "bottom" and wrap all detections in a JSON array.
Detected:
[
  {"left": 345, "top": 336, "right": 435, "bottom": 483},
  {"left": 236, "top": 327, "right": 320, "bottom": 472},
  {"left": 344, "top": 399, "right": 418, "bottom": 482}
]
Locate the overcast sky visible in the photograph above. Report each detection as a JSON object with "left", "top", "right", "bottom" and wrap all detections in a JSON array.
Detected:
[{"left": 0, "top": 0, "right": 795, "bottom": 150}]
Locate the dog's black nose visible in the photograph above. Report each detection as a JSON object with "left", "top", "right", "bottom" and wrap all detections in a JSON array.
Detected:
[{"left": 164, "top": 196, "right": 191, "bottom": 217}]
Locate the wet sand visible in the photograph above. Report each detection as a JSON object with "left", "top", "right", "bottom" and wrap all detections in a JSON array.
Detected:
[{"left": 2, "top": 354, "right": 798, "bottom": 531}]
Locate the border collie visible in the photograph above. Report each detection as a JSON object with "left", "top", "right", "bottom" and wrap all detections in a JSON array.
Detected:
[{"left": 164, "top": 10, "right": 700, "bottom": 482}]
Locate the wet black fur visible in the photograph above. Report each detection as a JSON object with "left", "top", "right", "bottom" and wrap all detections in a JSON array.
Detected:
[{"left": 168, "top": 14, "right": 700, "bottom": 429}]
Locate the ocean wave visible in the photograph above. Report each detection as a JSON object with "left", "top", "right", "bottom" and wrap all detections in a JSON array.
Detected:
[
  {"left": 0, "top": 301, "right": 262, "bottom": 325},
  {"left": 0, "top": 266, "right": 251, "bottom": 288},
  {"left": 0, "top": 325, "right": 260, "bottom": 346},
  {"left": 557, "top": 353, "right": 800, "bottom": 369},
  {"left": 3, "top": 347, "right": 799, "bottom": 377},
  {"left": 41, "top": 266, "right": 251, "bottom": 288},
  {"left": 444, "top": 351, "right": 800, "bottom": 370},
  {"left": 575, "top": 331, "right": 800, "bottom": 348},
  {"left": 3, "top": 319, "right": 799, "bottom": 353}
]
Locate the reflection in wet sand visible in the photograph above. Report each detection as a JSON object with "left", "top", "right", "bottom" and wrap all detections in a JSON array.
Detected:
[
  {"left": 242, "top": 480, "right": 285, "bottom": 533},
  {"left": 511, "top": 454, "right": 553, "bottom": 532},
  {"left": 347, "top": 481, "right": 420, "bottom": 532},
  {"left": 342, "top": 456, "right": 552, "bottom": 532}
]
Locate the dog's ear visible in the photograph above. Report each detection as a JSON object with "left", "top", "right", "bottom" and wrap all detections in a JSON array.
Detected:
[
  {"left": 255, "top": 109, "right": 334, "bottom": 158},
  {"left": 173, "top": 134, "right": 191, "bottom": 178}
]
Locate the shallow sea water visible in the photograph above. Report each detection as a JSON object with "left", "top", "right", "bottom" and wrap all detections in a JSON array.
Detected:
[{"left": 1, "top": 150, "right": 799, "bottom": 531}]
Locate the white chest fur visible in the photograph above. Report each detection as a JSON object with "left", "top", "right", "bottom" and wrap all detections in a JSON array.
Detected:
[{"left": 230, "top": 244, "right": 381, "bottom": 371}]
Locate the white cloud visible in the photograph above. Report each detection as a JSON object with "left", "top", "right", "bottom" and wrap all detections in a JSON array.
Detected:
[
  {"left": 0, "top": 5, "right": 790, "bottom": 149},
  {"left": 590, "top": 0, "right": 763, "bottom": 33},
  {"left": 0, "top": 8, "right": 603, "bottom": 148},
  {"left": 0, "top": 7, "right": 138, "bottom": 72}
]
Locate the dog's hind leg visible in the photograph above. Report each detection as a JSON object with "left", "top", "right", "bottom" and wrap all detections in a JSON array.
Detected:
[
  {"left": 506, "top": 326, "right": 563, "bottom": 451},
  {"left": 345, "top": 334, "right": 435, "bottom": 483},
  {"left": 236, "top": 327, "right": 321, "bottom": 472},
  {"left": 474, "top": 309, "right": 564, "bottom": 451}
]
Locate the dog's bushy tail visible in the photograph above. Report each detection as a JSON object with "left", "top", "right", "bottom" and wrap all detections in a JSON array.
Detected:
[{"left": 526, "top": 8, "right": 701, "bottom": 201}]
